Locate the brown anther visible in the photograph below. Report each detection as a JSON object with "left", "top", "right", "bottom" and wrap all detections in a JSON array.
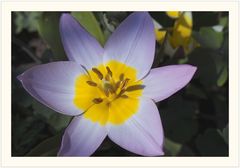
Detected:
[
  {"left": 105, "top": 74, "right": 110, "bottom": 81},
  {"left": 115, "top": 81, "right": 121, "bottom": 89},
  {"left": 121, "top": 78, "right": 130, "bottom": 89},
  {"left": 125, "top": 85, "right": 145, "bottom": 92},
  {"left": 118, "top": 89, "right": 126, "bottom": 97},
  {"left": 119, "top": 73, "right": 124, "bottom": 81},
  {"left": 104, "top": 89, "right": 109, "bottom": 97},
  {"left": 121, "top": 95, "right": 129, "bottom": 99},
  {"left": 106, "top": 66, "right": 113, "bottom": 77},
  {"left": 92, "top": 68, "right": 103, "bottom": 80},
  {"left": 92, "top": 98, "right": 103, "bottom": 104},
  {"left": 86, "top": 81, "right": 97, "bottom": 87}
]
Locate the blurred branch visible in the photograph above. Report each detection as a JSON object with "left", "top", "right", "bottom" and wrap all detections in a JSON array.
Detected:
[{"left": 12, "top": 36, "right": 42, "bottom": 64}]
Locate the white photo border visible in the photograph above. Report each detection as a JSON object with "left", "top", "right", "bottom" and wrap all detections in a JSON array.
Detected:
[{"left": 1, "top": 1, "right": 239, "bottom": 167}]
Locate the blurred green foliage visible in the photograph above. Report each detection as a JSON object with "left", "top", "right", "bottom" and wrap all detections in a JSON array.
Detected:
[
  {"left": 38, "top": 12, "right": 67, "bottom": 61},
  {"left": 71, "top": 12, "right": 105, "bottom": 45},
  {"left": 196, "top": 129, "right": 228, "bottom": 156},
  {"left": 14, "top": 12, "right": 42, "bottom": 34},
  {"left": 12, "top": 12, "right": 228, "bottom": 156}
]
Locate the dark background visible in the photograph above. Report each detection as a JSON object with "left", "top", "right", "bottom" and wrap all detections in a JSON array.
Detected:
[{"left": 12, "top": 12, "right": 228, "bottom": 156}]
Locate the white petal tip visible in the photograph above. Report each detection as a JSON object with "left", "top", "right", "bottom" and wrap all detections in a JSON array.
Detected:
[
  {"left": 61, "top": 13, "right": 70, "bottom": 18},
  {"left": 188, "top": 65, "right": 197, "bottom": 76},
  {"left": 60, "top": 13, "right": 73, "bottom": 24},
  {"left": 16, "top": 74, "right": 23, "bottom": 81},
  {"left": 142, "top": 149, "right": 165, "bottom": 156},
  {"left": 149, "top": 151, "right": 165, "bottom": 157}
]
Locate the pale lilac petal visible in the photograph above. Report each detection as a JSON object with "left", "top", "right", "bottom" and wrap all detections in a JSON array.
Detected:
[
  {"left": 143, "top": 65, "right": 197, "bottom": 102},
  {"left": 58, "top": 116, "right": 107, "bottom": 156},
  {"left": 60, "top": 13, "right": 103, "bottom": 69},
  {"left": 17, "top": 61, "right": 84, "bottom": 116},
  {"left": 107, "top": 98, "right": 164, "bottom": 156},
  {"left": 103, "top": 12, "right": 155, "bottom": 79}
]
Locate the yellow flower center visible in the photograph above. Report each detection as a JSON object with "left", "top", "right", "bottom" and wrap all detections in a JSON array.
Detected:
[{"left": 73, "top": 60, "right": 144, "bottom": 125}]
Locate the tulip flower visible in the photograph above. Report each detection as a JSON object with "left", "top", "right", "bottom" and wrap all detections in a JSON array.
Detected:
[{"left": 17, "top": 12, "right": 197, "bottom": 156}]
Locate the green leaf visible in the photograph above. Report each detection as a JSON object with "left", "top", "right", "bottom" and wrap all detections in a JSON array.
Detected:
[
  {"left": 48, "top": 113, "right": 72, "bottom": 131},
  {"left": 164, "top": 138, "right": 182, "bottom": 156},
  {"left": 26, "top": 133, "right": 62, "bottom": 156},
  {"left": 188, "top": 48, "right": 218, "bottom": 87},
  {"left": 218, "top": 124, "right": 228, "bottom": 144},
  {"left": 196, "top": 129, "right": 228, "bottom": 156},
  {"left": 38, "top": 12, "right": 67, "bottom": 61},
  {"left": 192, "top": 27, "right": 223, "bottom": 49},
  {"left": 32, "top": 100, "right": 71, "bottom": 131},
  {"left": 216, "top": 33, "right": 228, "bottom": 87},
  {"left": 32, "top": 100, "right": 54, "bottom": 119},
  {"left": 186, "top": 84, "right": 207, "bottom": 99},
  {"left": 222, "top": 124, "right": 229, "bottom": 144},
  {"left": 178, "top": 145, "right": 194, "bottom": 156},
  {"left": 217, "top": 64, "right": 228, "bottom": 87},
  {"left": 12, "top": 86, "right": 33, "bottom": 108},
  {"left": 12, "top": 103, "right": 49, "bottom": 156},
  {"left": 161, "top": 96, "right": 198, "bottom": 143},
  {"left": 213, "top": 95, "right": 228, "bottom": 128},
  {"left": 219, "top": 17, "right": 228, "bottom": 27},
  {"left": 71, "top": 12, "right": 105, "bottom": 45},
  {"left": 14, "top": 12, "right": 42, "bottom": 34}
]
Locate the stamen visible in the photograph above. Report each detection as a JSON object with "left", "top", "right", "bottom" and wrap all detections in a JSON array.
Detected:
[
  {"left": 119, "top": 73, "right": 124, "bottom": 81},
  {"left": 108, "top": 87, "right": 115, "bottom": 94},
  {"left": 118, "top": 89, "right": 126, "bottom": 97},
  {"left": 105, "top": 74, "right": 110, "bottom": 81},
  {"left": 104, "top": 89, "right": 109, "bottom": 97},
  {"left": 86, "top": 81, "right": 97, "bottom": 87},
  {"left": 125, "top": 85, "right": 145, "bottom": 92},
  {"left": 81, "top": 65, "right": 91, "bottom": 78},
  {"left": 106, "top": 66, "right": 113, "bottom": 77},
  {"left": 92, "top": 98, "right": 103, "bottom": 104},
  {"left": 115, "top": 81, "right": 121, "bottom": 89},
  {"left": 121, "top": 95, "right": 129, "bottom": 99},
  {"left": 121, "top": 78, "right": 130, "bottom": 89},
  {"left": 92, "top": 68, "right": 103, "bottom": 80}
]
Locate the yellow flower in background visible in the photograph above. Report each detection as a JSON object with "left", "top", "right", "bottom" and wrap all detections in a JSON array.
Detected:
[
  {"left": 166, "top": 11, "right": 181, "bottom": 19},
  {"left": 155, "top": 11, "right": 195, "bottom": 55},
  {"left": 169, "top": 12, "right": 192, "bottom": 52},
  {"left": 154, "top": 27, "right": 166, "bottom": 43}
]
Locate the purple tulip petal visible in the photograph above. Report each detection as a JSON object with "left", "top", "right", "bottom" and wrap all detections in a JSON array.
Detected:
[
  {"left": 58, "top": 116, "right": 107, "bottom": 156},
  {"left": 60, "top": 13, "right": 103, "bottom": 69},
  {"left": 17, "top": 61, "right": 84, "bottom": 116},
  {"left": 103, "top": 12, "right": 155, "bottom": 79},
  {"left": 143, "top": 65, "right": 197, "bottom": 102},
  {"left": 107, "top": 98, "right": 164, "bottom": 156}
]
